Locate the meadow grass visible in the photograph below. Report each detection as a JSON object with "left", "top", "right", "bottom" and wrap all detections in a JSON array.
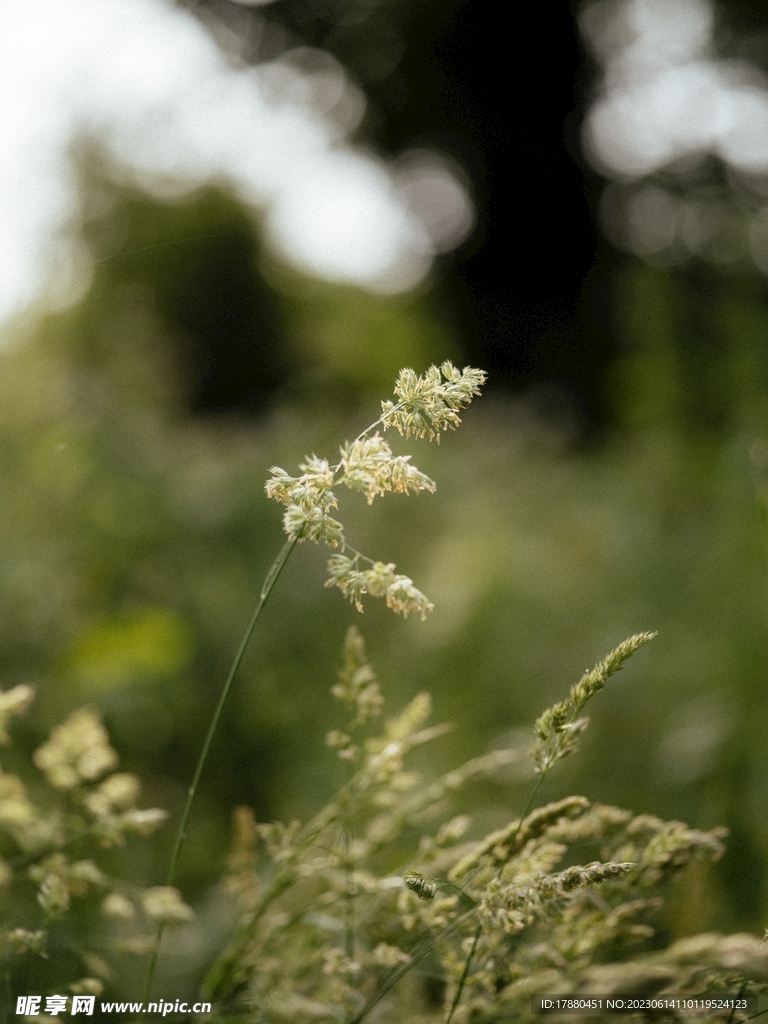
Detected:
[{"left": 0, "top": 365, "right": 766, "bottom": 1022}]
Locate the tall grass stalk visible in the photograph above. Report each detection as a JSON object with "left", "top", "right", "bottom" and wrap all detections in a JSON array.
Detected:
[
  {"left": 142, "top": 364, "right": 487, "bottom": 1000},
  {"left": 438, "top": 631, "right": 657, "bottom": 1023},
  {"left": 141, "top": 535, "right": 297, "bottom": 1002},
  {"left": 349, "top": 632, "right": 656, "bottom": 1024}
]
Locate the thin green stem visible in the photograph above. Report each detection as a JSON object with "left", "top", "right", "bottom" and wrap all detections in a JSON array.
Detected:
[
  {"left": 3, "top": 963, "right": 11, "bottom": 1024},
  {"left": 500, "top": 774, "right": 544, "bottom": 872},
  {"left": 349, "top": 907, "right": 479, "bottom": 1024},
  {"left": 204, "top": 770, "right": 372, "bottom": 1000},
  {"left": 442, "top": 691, "right": 588, "bottom": 1021},
  {"left": 445, "top": 923, "right": 481, "bottom": 1024},
  {"left": 496, "top": 687, "right": 593, "bottom": 874},
  {"left": 146, "top": 394, "right": 437, "bottom": 1005},
  {"left": 141, "top": 535, "right": 298, "bottom": 1003},
  {"left": 339, "top": 543, "right": 376, "bottom": 567},
  {"left": 344, "top": 828, "right": 355, "bottom": 962},
  {"left": 442, "top": 763, "right": 545, "bottom": 1022},
  {"left": 727, "top": 980, "right": 750, "bottom": 1024}
]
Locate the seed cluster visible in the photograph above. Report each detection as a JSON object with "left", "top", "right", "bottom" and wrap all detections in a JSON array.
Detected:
[{"left": 265, "top": 363, "right": 486, "bottom": 618}]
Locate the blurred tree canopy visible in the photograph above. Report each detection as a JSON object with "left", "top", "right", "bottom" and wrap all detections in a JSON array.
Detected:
[
  {"left": 180, "top": 0, "right": 612, "bottom": 423},
  {"left": 179, "top": 0, "right": 768, "bottom": 433}
]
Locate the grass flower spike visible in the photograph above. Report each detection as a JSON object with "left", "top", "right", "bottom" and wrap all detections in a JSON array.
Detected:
[
  {"left": 325, "top": 556, "right": 434, "bottom": 619},
  {"left": 340, "top": 434, "right": 436, "bottom": 504},
  {"left": 531, "top": 631, "right": 657, "bottom": 775},
  {"left": 266, "top": 361, "right": 486, "bottom": 617},
  {"left": 381, "top": 362, "right": 487, "bottom": 440}
]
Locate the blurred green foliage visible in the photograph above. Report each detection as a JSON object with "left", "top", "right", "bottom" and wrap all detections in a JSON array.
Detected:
[{"left": 2, "top": 181, "right": 768, "bottom": 967}]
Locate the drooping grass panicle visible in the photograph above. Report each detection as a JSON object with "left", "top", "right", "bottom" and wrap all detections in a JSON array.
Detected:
[
  {"left": 325, "top": 554, "right": 434, "bottom": 619},
  {"left": 265, "top": 361, "right": 485, "bottom": 616}
]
